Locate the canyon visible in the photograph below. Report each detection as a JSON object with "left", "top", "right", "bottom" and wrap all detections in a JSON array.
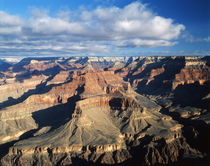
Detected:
[{"left": 0, "top": 56, "right": 209, "bottom": 166}]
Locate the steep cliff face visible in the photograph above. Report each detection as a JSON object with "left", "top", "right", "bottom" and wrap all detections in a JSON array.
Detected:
[
  {"left": 0, "top": 56, "right": 209, "bottom": 166},
  {"left": 116, "top": 56, "right": 209, "bottom": 92},
  {"left": 0, "top": 75, "right": 48, "bottom": 103},
  {"left": 1, "top": 79, "right": 185, "bottom": 165},
  {"left": 173, "top": 68, "right": 209, "bottom": 89},
  {"left": 0, "top": 70, "right": 129, "bottom": 144}
]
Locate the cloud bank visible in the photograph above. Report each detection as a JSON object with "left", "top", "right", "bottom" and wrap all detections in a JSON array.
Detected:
[{"left": 0, "top": 2, "right": 185, "bottom": 56}]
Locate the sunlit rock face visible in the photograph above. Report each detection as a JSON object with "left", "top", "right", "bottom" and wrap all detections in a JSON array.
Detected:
[{"left": 0, "top": 56, "right": 209, "bottom": 166}]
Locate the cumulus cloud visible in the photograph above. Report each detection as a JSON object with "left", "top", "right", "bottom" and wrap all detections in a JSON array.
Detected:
[{"left": 0, "top": 2, "right": 185, "bottom": 56}]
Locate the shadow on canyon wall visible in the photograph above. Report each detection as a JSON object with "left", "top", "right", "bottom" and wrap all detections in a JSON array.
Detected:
[
  {"left": 15, "top": 65, "right": 64, "bottom": 83},
  {"left": 0, "top": 85, "right": 85, "bottom": 161},
  {"left": 12, "top": 57, "right": 60, "bottom": 72},
  {"left": 172, "top": 81, "right": 210, "bottom": 110},
  {"left": 0, "top": 60, "right": 12, "bottom": 72},
  {"left": 0, "top": 66, "right": 72, "bottom": 109},
  {"left": 134, "top": 57, "right": 186, "bottom": 95}
]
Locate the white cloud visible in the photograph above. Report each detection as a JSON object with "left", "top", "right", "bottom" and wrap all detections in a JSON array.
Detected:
[
  {"left": 115, "top": 39, "right": 177, "bottom": 48},
  {"left": 0, "top": 11, "right": 23, "bottom": 26},
  {"left": 186, "top": 35, "right": 210, "bottom": 42},
  {"left": 0, "top": 2, "right": 185, "bottom": 56},
  {"left": 0, "top": 11, "right": 23, "bottom": 35},
  {"left": 29, "top": 16, "right": 84, "bottom": 35}
]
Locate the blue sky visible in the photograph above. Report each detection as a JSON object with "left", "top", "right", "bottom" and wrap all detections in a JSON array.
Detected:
[{"left": 0, "top": 0, "right": 209, "bottom": 57}]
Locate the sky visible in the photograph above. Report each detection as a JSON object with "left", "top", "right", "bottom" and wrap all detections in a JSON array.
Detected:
[{"left": 0, "top": 0, "right": 209, "bottom": 57}]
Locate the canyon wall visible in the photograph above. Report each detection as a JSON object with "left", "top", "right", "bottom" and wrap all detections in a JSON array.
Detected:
[{"left": 0, "top": 56, "right": 209, "bottom": 166}]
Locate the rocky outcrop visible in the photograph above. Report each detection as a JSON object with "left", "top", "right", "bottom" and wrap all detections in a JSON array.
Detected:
[
  {"left": 173, "top": 68, "right": 210, "bottom": 89},
  {"left": 0, "top": 75, "right": 48, "bottom": 103}
]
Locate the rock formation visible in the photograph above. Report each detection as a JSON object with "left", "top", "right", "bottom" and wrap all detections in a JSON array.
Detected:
[{"left": 0, "top": 56, "right": 209, "bottom": 166}]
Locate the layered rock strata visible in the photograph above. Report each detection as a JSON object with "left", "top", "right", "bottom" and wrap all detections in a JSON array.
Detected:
[{"left": 0, "top": 56, "right": 209, "bottom": 166}]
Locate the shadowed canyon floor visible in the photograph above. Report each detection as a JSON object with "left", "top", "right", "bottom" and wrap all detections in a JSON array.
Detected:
[{"left": 0, "top": 56, "right": 209, "bottom": 166}]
